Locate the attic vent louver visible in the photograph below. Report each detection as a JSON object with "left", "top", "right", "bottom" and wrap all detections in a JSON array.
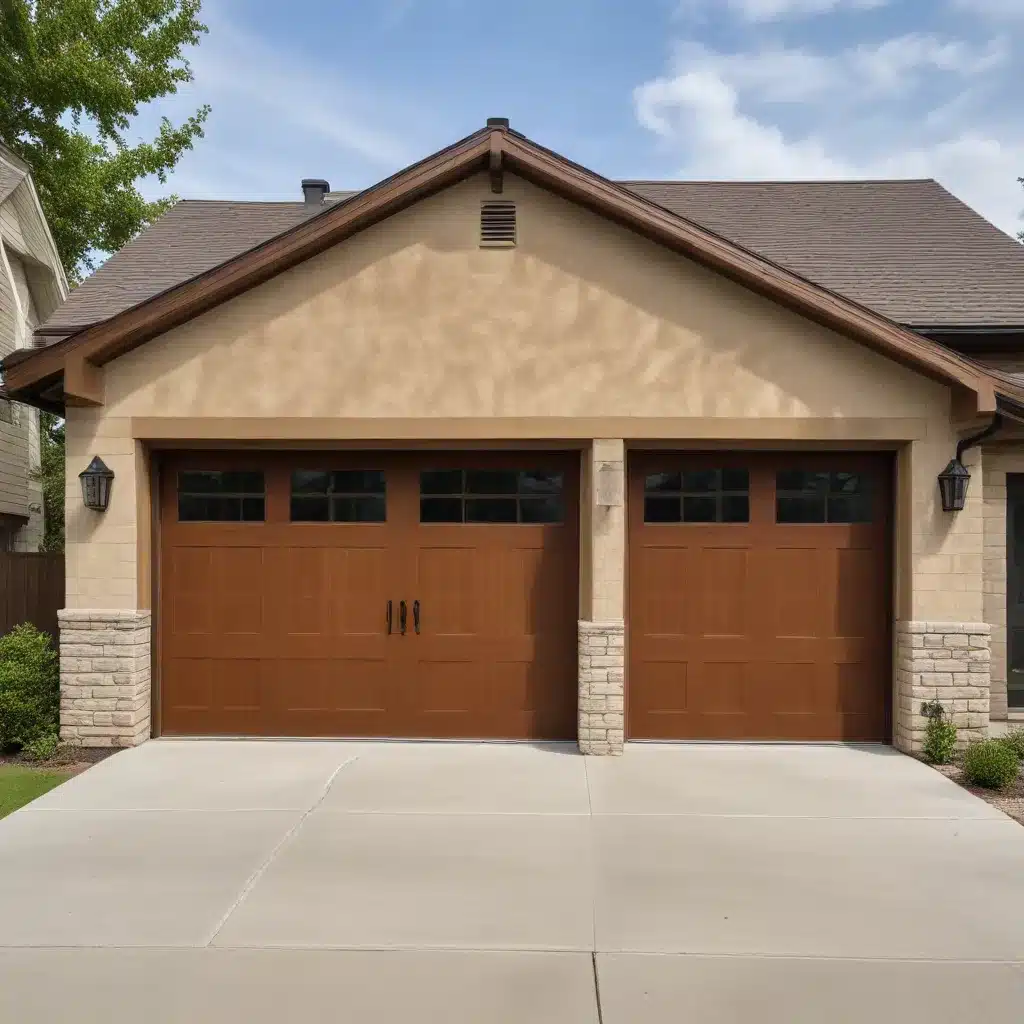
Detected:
[{"left": 480, "top": 201, "right": 516, "bottom": 247}]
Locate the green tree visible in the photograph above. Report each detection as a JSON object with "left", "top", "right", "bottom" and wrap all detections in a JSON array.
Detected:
[
  {"left": 0, "top": 0, "right": 210, "bottom": 280},
  {"left": 36, "top": 412, "right": 65, "bottom": 553}
]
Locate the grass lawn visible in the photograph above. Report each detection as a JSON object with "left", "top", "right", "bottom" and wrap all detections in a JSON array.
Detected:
[{"left": 0, "top": 765, "right": 72, "bottom": 819}]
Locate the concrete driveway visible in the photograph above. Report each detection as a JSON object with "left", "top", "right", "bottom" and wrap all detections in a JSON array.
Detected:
[{"left": 1, "top": 740, "right": 1022, "bottom": 1022}]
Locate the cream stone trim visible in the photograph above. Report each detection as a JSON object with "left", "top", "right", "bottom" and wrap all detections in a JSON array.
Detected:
[{"left": 130, "top": 416, "right": 930, "bottom": 443}]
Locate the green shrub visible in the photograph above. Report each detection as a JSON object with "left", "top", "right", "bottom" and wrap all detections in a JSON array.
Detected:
[
  {"left": 997, "top": 728, "right": 1024, "bottom": 761},
  {"left": 22, "top": 730, "right": 59, "bottom": 762},
  {"left": 0, "top": 624, "right": 59, "bottom": 749},
  {"left": 962, "top": 739, "right": 1020, "bottom": 790},
  {"left": 920, "top": 701, "right": 957, "bottom": 764}
]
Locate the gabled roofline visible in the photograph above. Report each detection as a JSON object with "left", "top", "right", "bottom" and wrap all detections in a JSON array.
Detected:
[
  {"left": 18, "top": 175, "right": 70, "bottom": 300},
  {"left": 0, "top": 122, "right": 1010, "bottom": 414},
  {"left": 0, "top": 142, "right": 68, "bottom": 297}
]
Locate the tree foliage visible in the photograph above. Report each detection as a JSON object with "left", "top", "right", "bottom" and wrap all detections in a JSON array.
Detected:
[
  {"left": 0, "top": 0, "right": 210, "bottom": 280},
  {"left": 36, "top": 412, "right": 64, "bottom": 553}
]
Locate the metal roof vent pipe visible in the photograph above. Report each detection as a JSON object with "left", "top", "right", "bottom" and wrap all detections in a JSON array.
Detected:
[{"left": 301, "top": 178, "right": 330, "bottom": 206}]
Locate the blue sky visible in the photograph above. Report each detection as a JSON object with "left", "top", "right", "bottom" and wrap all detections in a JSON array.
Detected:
[{"left": 137, "top": 0, "right": 1024, "bottom": 236}]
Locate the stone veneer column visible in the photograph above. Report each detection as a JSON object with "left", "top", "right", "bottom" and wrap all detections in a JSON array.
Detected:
[
  {"left": 894, "top": 620, "right": 991, "bottom": 752},
  {"left": 578, "top": 621, "right": 625, "bottom": 754},
  {"left": 578, "top": 439, "right": 626, "bottom": 755},
  {"left": 58, "top": 609, "right": 152, "bottom": 747}
]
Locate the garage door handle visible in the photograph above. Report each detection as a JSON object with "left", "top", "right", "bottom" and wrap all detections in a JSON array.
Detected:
[
  {"left": 386, "top": 600, "right": 393, "bottom": 635},
  {"left": 399, "top": 600, "right": 407, "bottom": 635},
  {"left": 413, "top": 600, "right": 420, "bottom": 634}
]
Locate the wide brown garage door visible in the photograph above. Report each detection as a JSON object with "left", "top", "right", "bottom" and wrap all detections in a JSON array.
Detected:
[
  {"left": 158, "top": 451, "right": 578, "bottom": 739},
  {"left": 628, "top": 451, "right": 891, "bottom": 741}
]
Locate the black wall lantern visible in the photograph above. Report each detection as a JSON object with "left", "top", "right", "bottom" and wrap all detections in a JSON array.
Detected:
[
  {"left": 938, "top": 414, "right": 1003, "bottom": 513},
  {"left": 937, "top": 458, "right": 970, "bottom": 513},
  {"left": 79, "top": 456, "right": 114, "bottom": 512}
]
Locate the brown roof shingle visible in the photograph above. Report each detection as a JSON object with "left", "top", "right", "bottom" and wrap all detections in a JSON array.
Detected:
[
  {"left": 37, "top": 178, "right": 1024, "bottom": 336},
  {"left": 624, "top": 179, "right": 1024, "bottom": 328}
]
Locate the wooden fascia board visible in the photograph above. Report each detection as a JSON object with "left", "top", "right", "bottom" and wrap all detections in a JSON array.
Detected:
[{"left": 489, "top": 132, "right": 504, "bottom": 193}]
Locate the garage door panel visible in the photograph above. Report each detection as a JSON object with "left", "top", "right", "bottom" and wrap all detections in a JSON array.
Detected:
[
  {"left": 763, "top": 547, "right": 828, "bottom": 638},
  {"left": 162, "top": 657, "right": 266, "bottom": 735},
  {"left": 835, "top": 548, "right": 885, "bottom": 638},
  {"left": 274, "top": 659, "right": 389, "bottom": 713},
  {"left": 696, "top": 546, "right": 753, "bottom": 637},
  {"left": 836, "top": 663, "right": 887, "bottom": 716},
  {"left": 635, "top": 545, "right": 694, "bottom": 636},
  {"left": 629, "top": 452, "right": 891, "bottom": 742},
  {"left": 205, "top": 548, "right": 266, "bottom": 635},
  {"left": 754, "top": 662, "right": 822, "bottom": 716},
  {"left": 689, "top": 662, "right": 748, "bottom": 714},
  {"left": 414, "top": 545, "right": 481, "bottom": 635},
  {"left": 167, "top": 546, "right": 268, "bottom": 638},
  {"left": 160, "top": 450, "right": 578, "bottom": 740},
  {"left": 272, "top": 544, "right": 391, "bottom": 639}
]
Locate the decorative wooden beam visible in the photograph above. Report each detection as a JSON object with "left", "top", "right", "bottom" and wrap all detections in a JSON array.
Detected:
[
  {"left": 63, "top": 356, "right": 104, "bottom": 407},
  {"left": 489, "top": 132, "right": 504, "bottom": 194}
]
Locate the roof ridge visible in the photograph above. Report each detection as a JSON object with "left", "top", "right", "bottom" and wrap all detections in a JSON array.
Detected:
[
  {"left": 620, "top": 177, "right": 939, "bottom": 185},
  {"left": 174, "top": 199, "right": 308, "bottom": 206}
]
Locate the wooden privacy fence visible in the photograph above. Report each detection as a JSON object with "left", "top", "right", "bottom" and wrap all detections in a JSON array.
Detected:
[{"left": 0, "top": 551, "right": 64, "bottom": 642}]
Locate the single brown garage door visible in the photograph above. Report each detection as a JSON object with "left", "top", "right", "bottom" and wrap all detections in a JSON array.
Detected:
[
  {"left": 628, "top": 451, "right": 891, "bottom": 741},
  {"left": 158, "top": 451, "right": 578, "bottom": 739}
]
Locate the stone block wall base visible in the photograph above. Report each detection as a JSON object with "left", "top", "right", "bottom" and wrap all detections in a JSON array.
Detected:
[
  {"left": 894, "top": 620, "right": 991, "bottom": 754},
  {"left": 578, "top": 619, "right": 625, "bottom": 755},
  {"left": 59, "top": 609, "right": 152, "bottom": 748}
]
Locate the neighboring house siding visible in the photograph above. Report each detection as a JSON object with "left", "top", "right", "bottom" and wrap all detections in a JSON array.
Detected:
[
  {"left": 0, "top": 202, "right": 25, "bottom": 253},
  {"left": 0, "top": 237, "right": 31, "bottom": 528},
  {"left": 0, "top": 201, "right": 53, "bottom": 550},
  {"left": 8, "top": 183, "right": 64, "bottom": 315},
  {"left": 5, "top": 251, "right": 43, "bottom": 550},
  {"left": 0, "top": 242, "right": 15, "bottom": 355}
]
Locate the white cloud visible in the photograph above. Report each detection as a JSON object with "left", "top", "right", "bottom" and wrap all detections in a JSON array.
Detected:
[
  {"left": 679, "top": 0, "right": 887, "bottom": 23},
  {"left": 666, "top": 34, "right": 1007, "bottom": 105},
  {"left": 635, "top": 33, "right": 1024, "bottom": 237}
]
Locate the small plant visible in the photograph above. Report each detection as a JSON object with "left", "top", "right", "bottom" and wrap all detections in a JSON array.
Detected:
[
  {"left": 920, "top": 700, "right": 957, "bottom": 765},
  {"left": 996, "top": 728, "right": 1024, "bottom": 761},
  {"left": 21, "top": 731, "right": 59, "bottom": 762},
  {"left": 0, "top": 624, "right": 60, "bottom": 750},
  {"left": 962, "top": 739, "right": 1021, "bottom": 790}
]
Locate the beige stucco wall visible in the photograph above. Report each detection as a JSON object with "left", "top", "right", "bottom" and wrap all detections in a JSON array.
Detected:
[{"left": 64, "top": 171, "right": 978, "bottom": 650}]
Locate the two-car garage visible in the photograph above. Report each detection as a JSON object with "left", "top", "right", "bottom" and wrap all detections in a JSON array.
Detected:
[{"left": 156, "top": 448, "right": 891, "bottom": 744}]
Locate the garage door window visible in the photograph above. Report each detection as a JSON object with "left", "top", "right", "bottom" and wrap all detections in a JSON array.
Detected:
[
  {"left": 643, "top": 469, "right": 749, "bottom": 523},
  {"left": 290, "top": 470, "right": 386, "bottom": 522},
  {"left": 776, "top": 470, "right": 872, "bottom": 523},
  {"left": 177, "top": 471, "right": 265, "bottom": 522},
  {"left": 420, "top": 469, "right": 563, "bottom": 523}
]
